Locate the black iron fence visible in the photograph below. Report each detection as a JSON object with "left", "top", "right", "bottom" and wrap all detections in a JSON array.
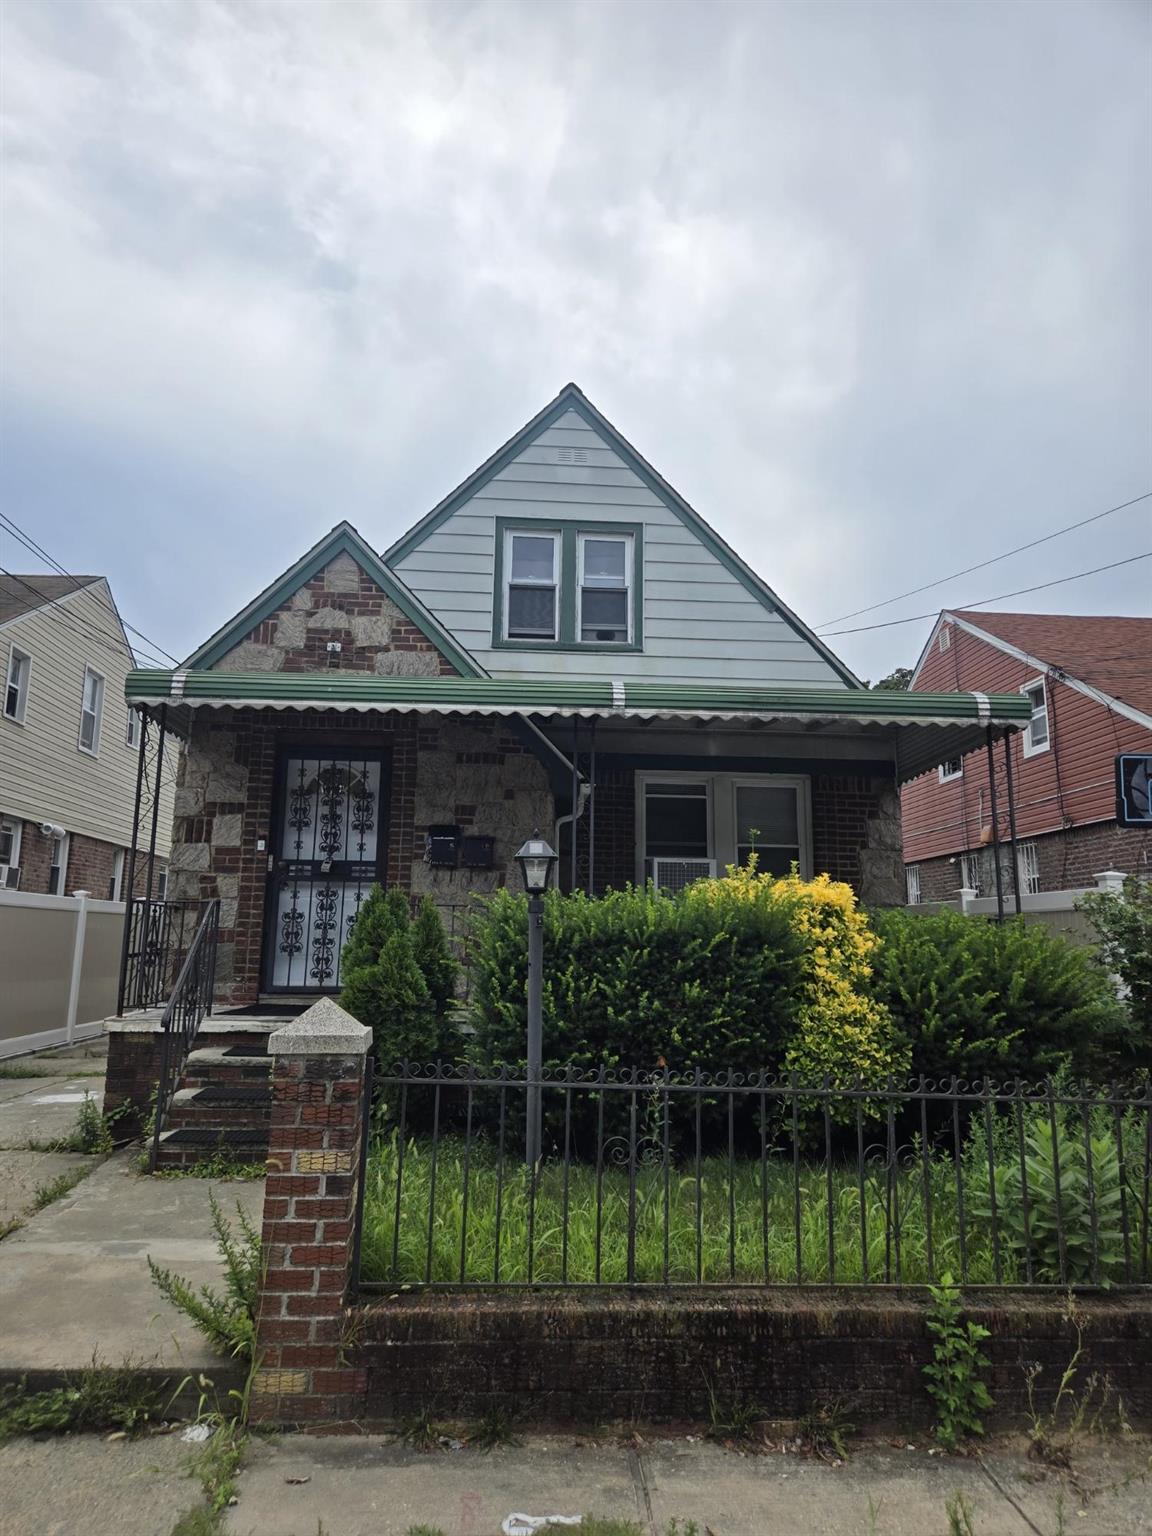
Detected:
[
  {"left": 149, "top": 899, "right": 221, "bottom": 1170},
  {"left": 354, "top": 1066, "right": 1152, "bottom": 1294},
  {"left": 118, "top": 898, "right": 212, "bottom": 1013}
]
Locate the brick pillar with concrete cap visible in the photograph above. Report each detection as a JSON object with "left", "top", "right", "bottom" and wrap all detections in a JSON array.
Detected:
[{"left": 250, "top": 996, "right": 371, "bottom": 1424}]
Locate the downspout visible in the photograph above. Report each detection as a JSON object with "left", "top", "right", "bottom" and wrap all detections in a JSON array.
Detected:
[{"left": 514, "top": 715, "right": 592, "bottom": 854}]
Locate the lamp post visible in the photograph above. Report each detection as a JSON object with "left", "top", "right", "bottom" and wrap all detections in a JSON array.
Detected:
[{"left": 515, "top": 832, "right": 558, "bottom": 1168}]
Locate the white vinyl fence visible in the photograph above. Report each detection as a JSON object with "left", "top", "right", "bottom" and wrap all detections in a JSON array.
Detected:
[
  {"left": 907, "top": 868, "right": 1125, "bottom": 947},
  {"left": 0, "top": 888, "right": 125, "bottom": 1059}
]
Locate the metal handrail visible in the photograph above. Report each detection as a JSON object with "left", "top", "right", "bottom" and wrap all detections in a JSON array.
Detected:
[{"left": 149, "top": 898, "right": 221, "bottom": 1171}]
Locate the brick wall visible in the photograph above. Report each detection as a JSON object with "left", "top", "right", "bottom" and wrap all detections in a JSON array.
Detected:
[
  {"left": 352, "top": 1290, "right": 1152, "bottom": 1427},
  {"left": 911, "top": 819, "right": 1152, "bottom": 902},
  {"left": 10, "top": 821, "right": 162, "bottom": 899}
]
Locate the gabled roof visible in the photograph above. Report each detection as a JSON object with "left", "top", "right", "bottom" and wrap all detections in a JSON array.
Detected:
[
  {"left": 182, "top": 521, "right": 485, "bottom": 678},
  {"left": 0, "top": 573, "right": 101, "bottom": 627},
  {"left": 384, "top": 382, "right": 862, "bottom": 689},
  {"left": 913, "top": 608, "right": 1152, "bottom": 730}
]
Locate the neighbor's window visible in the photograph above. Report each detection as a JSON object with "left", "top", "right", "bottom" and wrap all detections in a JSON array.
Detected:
[
  {"left": 1022, "top": 678, "right": 1050, "bottom": 756},
  {"left": 5, "top": 647, "right": 30, "bottom": 723},
  {"left": 1020, "top": 841, "right": 1041, "bottom": 896},
  {"left": 156, "top": 868, "right": 168, "bottom": 900},
  {"left": 960, "top": 851, "right": 982, "bottom": 894},
  {"left": 906, "top": 865, "right": 922, "bottom": 905},
  {"left": 734, "top": 781, "right": 801, "bottom": 876},
  {"left": 939, "top": 756, "right": 963, "bottom": 783},
  {"left": 48, "top": 832, "right": 69, "bottom": 896},
  {"left": 78, "top": 666, "right": 105, "bottom": 754},
  {"left": 0, "top": 815, "right": 21, "bottom": 871},
  {"left": 505, "top": 530, "right": 560, "bottom": 641},
  {"left": 578, "top": 532, "right": 631, "bottom": 643},
  {"left": 109, "top": 848, "right": 125, "bottom": 902},
  {"left": 126, "top": 709, "right": 141, "bottom": 749}
]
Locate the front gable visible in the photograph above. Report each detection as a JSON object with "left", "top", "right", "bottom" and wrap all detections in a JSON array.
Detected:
[
  {"left": 184, "top": 524, "right": 480, "bottom": 679},
  {"left": 387, "top": 385, "right": 860, "bottom": 689}
]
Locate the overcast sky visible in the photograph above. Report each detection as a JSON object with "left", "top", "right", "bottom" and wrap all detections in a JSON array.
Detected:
[{"left": 1, "top": 0, "right": 1149, "bottom": 681}]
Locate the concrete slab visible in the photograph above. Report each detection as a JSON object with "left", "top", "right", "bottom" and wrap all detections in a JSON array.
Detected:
[
  {"left": 0, "top": 1431, "right": 195, "bottom": 1536},
  {"left": 0, "top": 1080, "right": 104, "bottom": 1149},
  {"left": 0, "top": 1150, "right": 101, "bottom": 1228},
  {"left": 0, "top": 1150, "right": 264, "bottom": 1374},
  {"left": 980, "top": 1444, "right": 1152, "bottom": 1535},
  {"left": 226, "top": 1434, "right": 644, "bottom": 1536}
]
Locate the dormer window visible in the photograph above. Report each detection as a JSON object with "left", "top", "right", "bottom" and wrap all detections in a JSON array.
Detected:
[
  {"left": 505, "top": 530, "right": 559, "bottom": 641},
  {"left": 579, "top": 533, "right": 632, "bottom": 643}
]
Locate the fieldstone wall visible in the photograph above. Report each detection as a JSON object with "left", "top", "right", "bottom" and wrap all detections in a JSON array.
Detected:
[{"left": 211, "top": 552, "right": 457, "bottom": 677}]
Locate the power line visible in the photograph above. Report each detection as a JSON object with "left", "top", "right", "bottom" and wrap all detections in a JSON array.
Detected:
[
  {"left": 0, "top": 566, "right": 173, "bottom": 672},
  {"left": 821, "top": 553, "right": 1152, "bottom": 636},
  {"left": 818, "top": 491, "right": 1152, "bottom": 628},
  {"left": 0, "top": 513, "right": 181, "bottom": 665}
]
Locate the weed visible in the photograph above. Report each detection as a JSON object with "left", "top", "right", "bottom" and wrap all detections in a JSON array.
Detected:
[
  {"left": 665, "top": 1523, "right": 701, "bottom": 1536},
  {"left": 1025, "top": 1299, "right": 1128, "bottom": 1473},
  {"left": 944, "top": 1490, "right": 977, "bottom": 1536},
  {"left": 149, "top": 1194, "right": 262, "bottom": 1361},
  {"left": 794, "top": 1399, "right": 855, "bottom": 1461},
  {"left": 703, "top": 1376, "right": 765, "bottom": 1447},
  {"left": 0, "top": 1217, "right": 23, "bottom": 1241},
  {"left": 399, "top": 1407, "right": 445, "bottom": 1452},
  {"left": 43, "top": 1094, "right": 129, "bottom": 1154},
  {"left": 404, "top": 1528, "right": 448, "bottom": 1536},
  {"left": 30, "top": 1166, "right": 90, "bottom": 1211},
  {"left": 169, "top": 1414, "right": 250, "bottom": 1535},
  {"left": 863, "top": 1495, "right": 884, "bottom": 1536},
  {"left": 153, "top": 1152, "right": 266, "bottom": 1181},
  {"left": 0, "top": 1356, "right": 168, "bottom": 1442},
  {"left": 924, "top": 1274, "right": 993, "bottom": 1450},
  {"left": 0, "top": 1062, "right": 48, "bottom": 1079},
  {"left": 466, "top": 1404, "right": 520, "bottom": 1451}
]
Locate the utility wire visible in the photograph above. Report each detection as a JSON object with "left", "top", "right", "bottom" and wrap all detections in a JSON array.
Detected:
[
  {"left": 0, "top": 566, "right": 172, "bottom": 671},
  {"left": 818, "top": 491, "right": 1151, "bottom": 628},
  {"left": 0, "top": 512, "right": 181, "bottom": 665},
  {"left": 821, "top": 553, "right": 1152, "bottom": 636}
]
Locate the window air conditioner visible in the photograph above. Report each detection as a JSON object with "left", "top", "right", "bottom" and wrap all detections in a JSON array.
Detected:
[
  {"left": 651, "top": 858, "right": 716, "bottom": 892},
  {"left": 0, "top": 866, "right": 21, "bottom": 890}
]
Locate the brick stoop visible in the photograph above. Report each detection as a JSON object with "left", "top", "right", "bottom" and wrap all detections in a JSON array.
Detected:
[{"left": 154, "top": 1028, "right": 276, "bottom": 1169}]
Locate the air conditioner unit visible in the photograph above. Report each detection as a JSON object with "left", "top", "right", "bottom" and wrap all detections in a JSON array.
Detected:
[
  {"left": 0, "top": 865, "right": 21, "bottom": 890},
  {"left": 651, "top": 858, "right": 716, "bottom": 892}
]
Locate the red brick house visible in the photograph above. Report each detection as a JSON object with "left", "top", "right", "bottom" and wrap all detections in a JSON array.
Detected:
[{"left": 902, "top": 610, "right": 1152, "bottom": 903}]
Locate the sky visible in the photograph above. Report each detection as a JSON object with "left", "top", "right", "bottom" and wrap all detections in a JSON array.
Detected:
[{"left": 1, "top": 0, "right": 1149, "bottom": 683}]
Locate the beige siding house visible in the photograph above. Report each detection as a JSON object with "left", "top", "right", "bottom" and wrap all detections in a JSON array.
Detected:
[{"left": 1, "top": 574, "right": 175, "bottom": 899}]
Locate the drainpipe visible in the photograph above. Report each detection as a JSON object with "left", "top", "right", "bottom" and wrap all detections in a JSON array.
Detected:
[{"left": 514, "top": 715, "right": 592, "bottom": 861}]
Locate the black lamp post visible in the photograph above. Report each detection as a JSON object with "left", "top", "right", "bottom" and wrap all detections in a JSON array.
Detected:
[{"left": 515, "top": 832, "right": 557, "bottom": 1167}]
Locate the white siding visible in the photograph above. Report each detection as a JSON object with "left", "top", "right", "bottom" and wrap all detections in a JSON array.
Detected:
[
  {"left": 395, "top": 410, "right": 843, "bottom": 686},
  {"left": 0, "top": 583, "right": 175, "bottom": 856}
]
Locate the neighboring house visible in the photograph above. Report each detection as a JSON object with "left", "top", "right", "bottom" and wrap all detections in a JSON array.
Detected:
[
  {"left": 902, "top": 610, "right": 1152, "bottom": 903},
  {"left": 0, "top": 573, "right": 175, "bottom": 898},
  {"left": 124, "top": 384, "right": 1030, "bottom": 1007}
]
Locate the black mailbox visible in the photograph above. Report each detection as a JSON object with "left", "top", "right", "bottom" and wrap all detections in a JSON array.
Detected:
[
  {"left": 460, "top": 835, "right": 495, "bottom": 870},
  {"left": 425, "top": 825, "right": 460, "bottom": 868}
]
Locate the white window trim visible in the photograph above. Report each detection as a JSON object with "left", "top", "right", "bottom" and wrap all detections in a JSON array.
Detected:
[
  {"left": 503, "top": 527, "right": 560, "bottom": 643},
  {"left": 155, "top": 868, "right": 168, "bottom": 900},
  {"left": 126, "top": 708, "right": 141, "bottom": 749},
  {"left": 4, "top": 645, "right": 31, "bottom": 725},
  {"left": 110, "top": 848, "right": 126, "bottom": 902},
  {"left": 1019, "top": 840, "right": 1041, "bottom": 897},
  {"left": 906, "top": 865, "right": 922, "bottom": 905},
  {"left": 1021, "top": 676, "right": 1051, "bottom": 758},
  {"left": 0, "top": 813, "right": 22, "bottom": 869},
  {"left": 938, "top": 756, "right": 963, "bottom": 784},
  {"left": 576, "top": 530, "right": 633, "bottom": 645},
  {"left": 78, "top": 665, "right": 105, "bottom": 756},
  {"left": 959, "top": 851, "right": 981, "bottom": 895},
  {"left": 48, "top": 831, "right": 70, "bottom": 896},
  {"left": 634, "top": 770, "right": 812, "bottom": 884}
]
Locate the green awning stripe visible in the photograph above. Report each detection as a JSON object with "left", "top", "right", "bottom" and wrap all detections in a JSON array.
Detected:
[{"left": 125, "top": 669, "right": 1032, "bottom": 724}]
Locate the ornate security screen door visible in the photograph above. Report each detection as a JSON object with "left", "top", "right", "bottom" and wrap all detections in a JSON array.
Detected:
[{"left": 265, "top": 750, "right": 387, "bottom": 992}]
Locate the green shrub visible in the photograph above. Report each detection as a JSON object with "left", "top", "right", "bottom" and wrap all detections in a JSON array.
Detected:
[
  {"left": 342, "top": 931, "right": 440, "bottom": 1068},
  {"left": 341, "top": 885, "right": 410, "bottom": 976},
  {"left": 410, "top": 895, "right": 458, "bottom": 1018},
  {"left": 868, "top": 909, "right": 1133, "bottom": 1083},
  {"left": 1080, "top": 876, "right": 1152, "bottom": 1035}
]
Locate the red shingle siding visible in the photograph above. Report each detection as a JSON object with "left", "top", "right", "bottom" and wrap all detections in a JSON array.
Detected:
[{"left": 903, "top": 616, "right": 1152, "bottom": 870}]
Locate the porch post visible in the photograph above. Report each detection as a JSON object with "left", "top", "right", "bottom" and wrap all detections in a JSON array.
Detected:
[
  {"left": 570, "top": 718, "right": 580, "bottom": 892},
  {"left": 587, "top": 718, "right": 597, "bottom": 895},
  {"left": 143, "top": 703, "right": 168, "bottom": 907},
  {"left": 985, "top": 726, "right": 1005, "bottom": 922},
  {"left": 117, "top": 710, "right": 150, "bottom": 1014},
  {"left": 1002, "top": 732, "right": 1022, "bottom": 915}
]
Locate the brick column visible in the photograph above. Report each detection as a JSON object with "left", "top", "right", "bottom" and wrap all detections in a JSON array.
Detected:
[{"left": 251, "top": 997, "right": 371, "bottom": 1425}]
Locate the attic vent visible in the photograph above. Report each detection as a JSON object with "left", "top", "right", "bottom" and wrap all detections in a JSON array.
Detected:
[{"left": 558, "top": 447, "right": 589, "bottom": 464}]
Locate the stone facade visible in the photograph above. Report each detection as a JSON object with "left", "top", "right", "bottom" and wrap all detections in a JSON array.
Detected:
[{"left": 212, "top": 553, "right": 457, "bottom": 678}]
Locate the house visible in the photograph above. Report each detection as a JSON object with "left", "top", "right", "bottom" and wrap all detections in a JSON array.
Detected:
[
  {"left": 120, "top": 383, "right": 1033, "bottom": 1009},
  {"left": 0, "top": 573, "right": 175, "bottom": 898},
  {"left": 902, "top": 609, "right": 1152, "bottom": 903}
]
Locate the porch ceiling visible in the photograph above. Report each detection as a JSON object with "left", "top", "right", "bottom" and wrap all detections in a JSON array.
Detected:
[{"left": 125, "top": 670, "right": 1031, "bottom": 783}]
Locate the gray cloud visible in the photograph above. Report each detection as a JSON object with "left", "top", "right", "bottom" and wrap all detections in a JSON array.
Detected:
[{"left": 1, "top": 0, "right": 1148, "bottom": 677}]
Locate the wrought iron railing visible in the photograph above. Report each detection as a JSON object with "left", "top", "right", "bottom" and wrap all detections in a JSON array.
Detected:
[
  {"left": 149, "top": 899, "right": 221, "bottom": 1171},
  {"left": 118, "top": 898, "right": 212, "bottom": 1014},
  {"left": 354, "top": 1066, "right": 1152, "bottom": 1294}
]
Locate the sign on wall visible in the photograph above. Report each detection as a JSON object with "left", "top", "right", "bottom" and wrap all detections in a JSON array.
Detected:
[{"left": 1115, "top": 753, "right": 1152, "bottom": 827}]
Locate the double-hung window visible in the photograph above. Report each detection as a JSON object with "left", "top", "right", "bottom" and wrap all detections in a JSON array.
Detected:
[
  {"left": 504, "top": 530, "right": 559, "bottom": 641},
  {"left": 1022, "top": 678, "right": 1050, "bottom": 756},
  {"left": 4, "top": 647, "right": 30, "bottom": 723},
  {"left": 939, "top": 756, "right": 963, "bottom": 783},
  {"left": 78, "top": 666, "right": 105, "bottom": 754},
  {"left": 48, "top": 832, "right": 69, "bottom": 896},
  {"left": 638, "top": 772, "right": 810, "bottom": 884},
  {"left": 127, "top": 709, "right": 141, "bottom": 749},
  {"left": 0, "top": 815, "right": 21, "bottom": 876},
  {"left": 578, "top": 532, "right": 632, "bottom": 644}
]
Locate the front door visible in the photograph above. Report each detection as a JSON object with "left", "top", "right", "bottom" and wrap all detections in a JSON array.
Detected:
[{"left": 264, "top": 747, "right": 388, "bottom": 993}]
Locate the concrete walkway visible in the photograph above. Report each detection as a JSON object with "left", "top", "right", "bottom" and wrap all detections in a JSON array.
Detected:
[{"left": 0, "top": 1147, "right": 264, "bottom": 1379}]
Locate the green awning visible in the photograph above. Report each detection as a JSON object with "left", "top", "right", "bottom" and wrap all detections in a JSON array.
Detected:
[{"left": 126, "top": 670, "right": 1030, "bottom": 783}]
